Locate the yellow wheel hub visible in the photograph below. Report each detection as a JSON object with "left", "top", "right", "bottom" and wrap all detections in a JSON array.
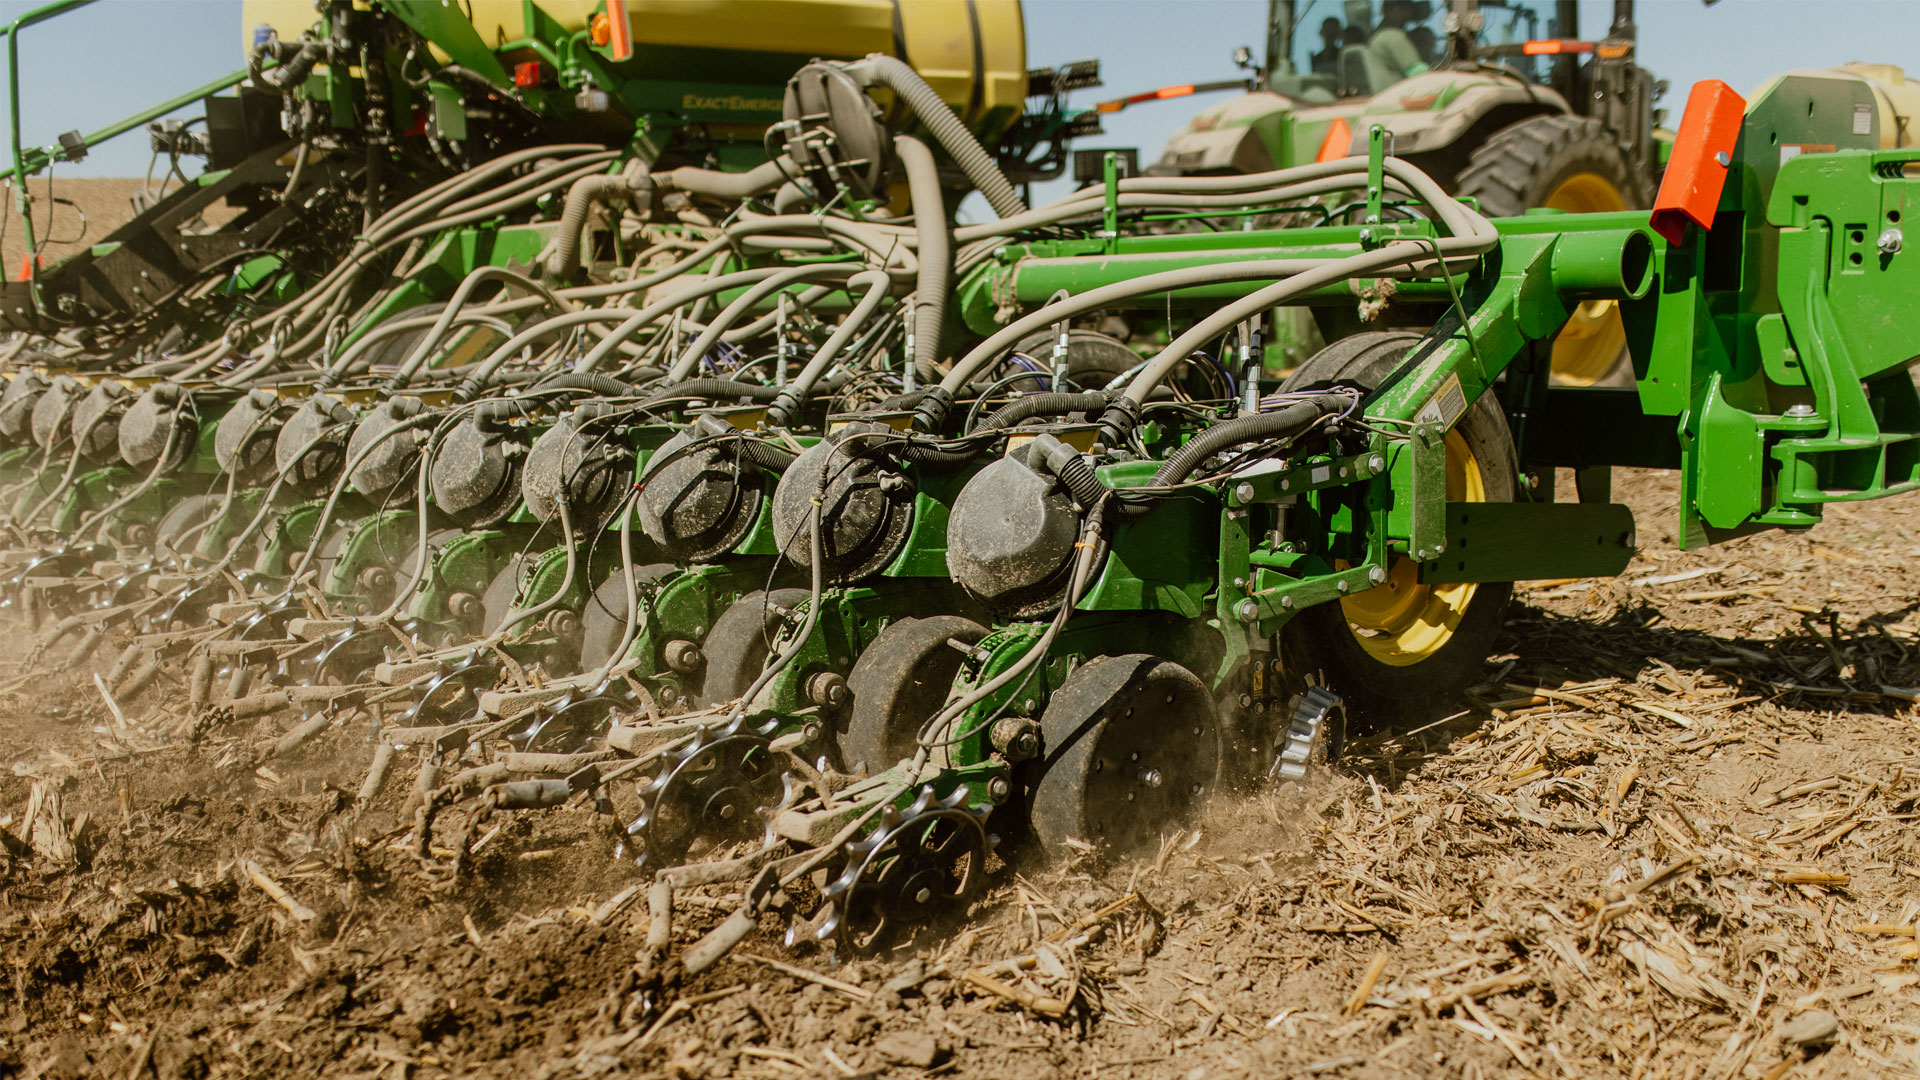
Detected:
[
  {"left": 1544, "top": 172, "right": 1630, "bottom": 386},
  {"left": 1339, "top": 430, "right": 1485, "bottom": 666}
]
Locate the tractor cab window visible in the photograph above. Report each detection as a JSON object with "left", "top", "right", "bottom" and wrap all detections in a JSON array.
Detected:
[
  {"left": 1273, "top": 0, "right": 1566, "bottom": 102},
  {"left": 1280, "top": 0, "right": 1446, "bottom": 101},
  {"left": 1473, "top": 0, "right": 1571, "bottom": 82}
]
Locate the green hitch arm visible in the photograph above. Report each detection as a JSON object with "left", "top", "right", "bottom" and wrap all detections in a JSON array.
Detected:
[
  {"left": 5, "top": 0, "right": 101, "bottom": 274},
  {"left": 0, "top": 68, "right": 250, "bottom": 186}
]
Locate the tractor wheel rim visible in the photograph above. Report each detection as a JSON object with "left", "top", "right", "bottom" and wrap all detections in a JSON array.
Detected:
[
  {"left": 1545, "top": 172, "right": 1631, "bottom": 386},
  {"left": 1339, "top": 430, "right": 1483, "bottom": 666}
]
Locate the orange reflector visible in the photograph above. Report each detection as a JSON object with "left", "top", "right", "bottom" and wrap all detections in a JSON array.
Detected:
[
  {"left": 1316, "top": 117, "right": 1353, "bottom": 163},
  {"left": 606, "top": 0, "right": 632, "bottom": 61},
  {"left": 1155, "top": 84, "right": 1196, "bottom": 100},
  {"left": 1651, "top": 79, "right": 1747, "bottom": 246},
  {"left": 15, "top": 253, "right": 35, "bottom": 282},
  {"left": 514, "top": 61, "right": 542, "bottom": 88},
  {"left": 1523, "top": 39, "right": 1593, "bottom": 55},
  {"left": 590, "top": 13, "right": 611, "bottom": 46},
  {"left": 1097, "top": 100, "right": 1124, "bottom": 114},
  {"left": 1595, "top": 41, "right": 1631, "bottom": 60}
]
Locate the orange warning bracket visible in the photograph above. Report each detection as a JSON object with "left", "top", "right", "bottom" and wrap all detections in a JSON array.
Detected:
[
  {"left": 1651, "top": 79, "right": 1746, "bottom": 247},
  {"left": 1316, "top": 117, "right": 1353, "bottom": 163},
  {"left": 606, "top": 0, "right": 633, "bottom": 61}
]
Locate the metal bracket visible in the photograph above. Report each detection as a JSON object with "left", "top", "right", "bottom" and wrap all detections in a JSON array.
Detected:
[{"left": 1407, "top": 422, "right": 1446, "bottom": 561}]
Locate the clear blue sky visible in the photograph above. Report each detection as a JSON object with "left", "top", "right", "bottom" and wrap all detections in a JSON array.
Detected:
[{"left": 4, "top": 0, "right": 1919, "bottom": 189}]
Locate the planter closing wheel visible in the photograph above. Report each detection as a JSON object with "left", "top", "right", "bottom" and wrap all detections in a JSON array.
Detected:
[
  {"left": 842, "top": 614, "right": 990, "bottom": 773},
  {"left": 1030, "top": 654, "right": 1222, "bottom": 857}
]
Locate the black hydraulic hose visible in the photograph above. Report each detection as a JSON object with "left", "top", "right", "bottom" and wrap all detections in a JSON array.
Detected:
[
  {"left": 639, "top": 378, "right": 781, "bottom": 406},
  {"left": 735, "top": 437, "right": 798, "bottom": 472},
  {"left": 977, "top": 392, "right": 1108, "bottom": 432},
  {"left": 529, "top": 372, "right": 638, "bottom": 396},
  {"left": 852, "top": 54, "right": 1025, "bottom": 219},
  {"left": 254, "top": 39, "right": 323, "bottom": 91},
  {"left": 1020, "top": 395, "right": 1346, "bottom": 524},
  {"left": 1149, "top": 395, "right": 1351, "bottom": 487},
  {"left": 893, "top": 134, "right": 948, "bottom": 381}
]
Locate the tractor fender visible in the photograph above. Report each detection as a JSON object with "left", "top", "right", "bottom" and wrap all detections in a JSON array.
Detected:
[
  {"left": 1148, "top": 91, "right": 1292, "bottom": 175},
  {"left": 1321, "top": 79, "right": 1575, "bottom": 159}
]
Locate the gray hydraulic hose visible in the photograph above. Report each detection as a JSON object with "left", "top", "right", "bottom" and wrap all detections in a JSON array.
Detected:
[
  {"left": 850, "top": 54, "right": 1025, "bottom": 219},
  {"left": 766, "top": 268, "right": 892, "bottom": 426},
  {"left": 324, "top": 311, "right": 519, "bottom": 384},
  {"left": 653, "top": 157, "right": 790, "bottom": 200},
  {"left": 569, "top": 266, "right": 814, "bottom": 377},
  {"left": 1119, "top": 162, "right": 1494, "bottom": 409},
  {"left": 952, "top": 173, "right": 1418, "bottom": 243},
  {"left": 545, "top": 160, "right": 648, "bottom": 280},
  {"left": 918, "top": 257, "right": 1362, "bottom": 430},
  {"left": 894, "top": 134, "right": 949, "bottom": 382},
  {"left": 452, "top": 308, "right": 674, "bottom": 400},
  {"left": 382, "top": 267, "right": 575, "bottom": 391},
  {"left": 665, "top": 263, "right": 860, "bottom": 381}
]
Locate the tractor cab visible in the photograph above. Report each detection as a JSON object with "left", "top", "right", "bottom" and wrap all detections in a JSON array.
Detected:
[{"left": 1151, "top": 1, "right": 1631, "bottom": 184}]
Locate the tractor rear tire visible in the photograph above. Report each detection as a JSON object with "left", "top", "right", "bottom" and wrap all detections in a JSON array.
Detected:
[
  {"left": 1279, "top": 332, "right": 1516, "bottom": 728},
  {"left": 1456, "top": 114, "right": 1643, "bottom": 385}
]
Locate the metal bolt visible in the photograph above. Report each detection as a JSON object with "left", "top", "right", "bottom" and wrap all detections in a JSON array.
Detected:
[
  {"left": 1434, "top": 542, "right": 1445, "bottom": 554},
  {"left": 914, "top": 886, "right": 932, "bottom": 904},
  {"left": 1880, "top": 227, "right": 1904, "bottom": 255},
  {"left": 1714, "top": 150, "right": 1731, "bottom": 167},
  {"left": 806, "top": 671, "right": 849, "bottom": 707},
  {"left": 1234, "top": 481, "right": 1256, "bottom": 503},
  {"left": 1280, "top": 595, "right": 1294, "bottom": 609},
  {"left": 1236, "top": 599, "right": 1259, "bottom": 623},
  {"left": 664, "top": 639, "right": 703, "bottom": 673},
  {"left": 1338, "top": 465, "right": 1349, "bottom": 478},
  {"left": 1238, "top": 694, "right": 1253, "bottom": 708},
  {"left": 1137, "top": 768, "right": 1164, "bottom": 788},
  {"left": 1368, "top": 454, "right": 1385, "bottom": 474},
  {"left": 1232, "top": 576, "right": 1247, "bottom": 590},
  {"left": 1785, "top": 402, "right": 1817, "bottom": 417},
  {"left": 1368, "top": 566, "right": 1388, "bottom": 585},
  {"left": 1280, "top": 478, "right": 1291, "bottom": 491},
  {"left": 1336, "top": 580, "right": 1349, "bottom": 593},
  {"left": 988, "top": 776, "right": 1012, "bottom": 802}
]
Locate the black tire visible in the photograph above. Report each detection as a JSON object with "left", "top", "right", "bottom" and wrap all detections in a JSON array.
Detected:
[
  {"left": 578, "top": 562, "right": 676, "bottom": 670},
  {"left": 153, "top": 494, "right": 222, "bottom": 562},
  {"left": 479, "top": 555, "right": 528, "bottom": 635},
  {"left": 1456, "top": 115, "right": 1643, "bottom": 386},
  {"left": 1279, "top": 332, "right": 1516, "bottom": 726},
  {"left": 841, "top": 615, "right": 989, "bottom": 773},
  {"left": 1030, "top": 655, "right": 1222, "bottom": 857},
  {"left": 696, "top": 588, "right": 811, "bottom": 706},
  {"left": 1454, "top": 114, "right": 1644, "bottom": 219}
]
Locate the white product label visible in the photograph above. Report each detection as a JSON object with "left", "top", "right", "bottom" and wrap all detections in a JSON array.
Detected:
[{"left": 1415, "top": 371, "right": 1467, "bottom": 430}]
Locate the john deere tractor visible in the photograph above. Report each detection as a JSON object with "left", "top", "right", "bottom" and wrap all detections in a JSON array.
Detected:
[{"left": 1138, "top": 0, "right": 1660, "bottom": 383}]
